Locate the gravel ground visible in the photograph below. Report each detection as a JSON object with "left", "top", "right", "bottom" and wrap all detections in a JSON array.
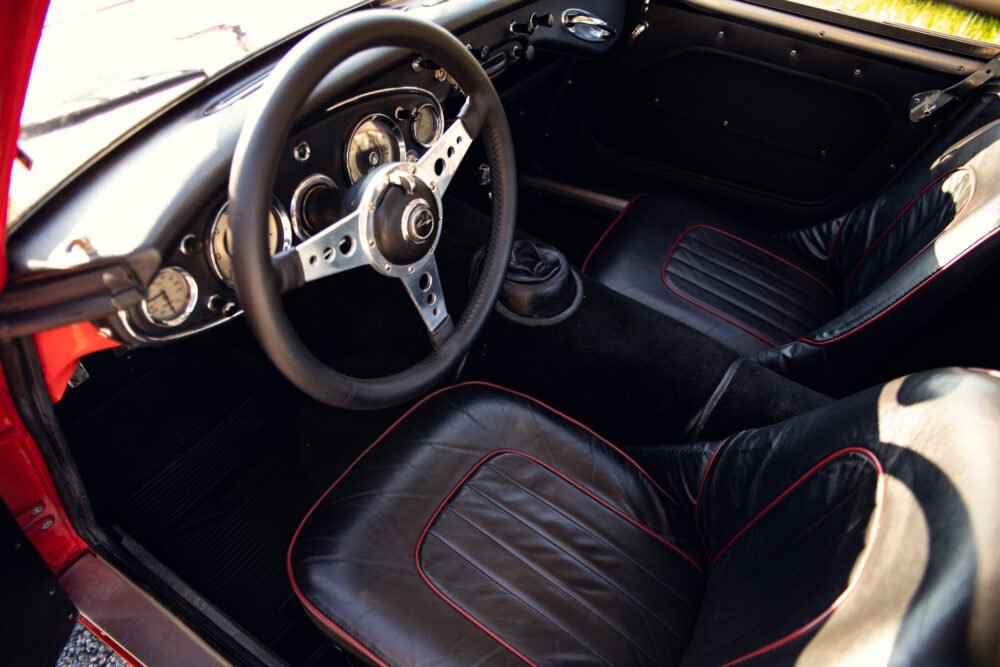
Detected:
[{"left": 56, "top": 623, "right": 129, "bottom": 667}]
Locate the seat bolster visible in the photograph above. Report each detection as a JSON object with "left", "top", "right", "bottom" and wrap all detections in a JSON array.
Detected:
[
  {"left": 584, "top": 195, "right": 836, "bottom": 355},
  {"left": 288, "top": 382, "right": 702, "bottom": 667},
  {"left": 683, "top": 368, "right": 1000, "bottom": 667}
]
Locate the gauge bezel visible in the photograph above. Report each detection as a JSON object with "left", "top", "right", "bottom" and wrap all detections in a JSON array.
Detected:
[
  {"left": 141, "top": 266, "right": 200, "bottom": 327},
  {"left": 411, "top": 103, "right": 443, "bottom": 147},
  {"left": 290, "top": 173, "right": 337, "bottom": 241},
  {"left": 344, "top": 113, "right": 406, "bottom": 185},
  {"left": 208, "top": 197, "right": 293, "bottom": 287}
]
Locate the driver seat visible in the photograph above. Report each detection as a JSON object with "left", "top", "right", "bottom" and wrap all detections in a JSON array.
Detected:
[{"left": 288, "top": 369, "right": 1000, "bottom": 666}]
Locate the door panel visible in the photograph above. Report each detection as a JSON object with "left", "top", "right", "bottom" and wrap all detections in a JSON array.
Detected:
[
  {"left": 535, "top": 1, "right": 969, "bottom": 230},
  {"left": 593, "top": 47, "right": 890, "bottom": 201}
]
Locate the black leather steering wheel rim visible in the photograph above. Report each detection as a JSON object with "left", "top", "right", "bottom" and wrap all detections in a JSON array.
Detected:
[{"left": 229, "top": 10, "right": 517, "bottom": 410}]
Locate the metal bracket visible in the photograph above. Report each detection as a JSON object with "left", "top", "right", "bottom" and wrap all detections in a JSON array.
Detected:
[{"left": 909, "top": 54, "right": 1000, "bottom": 123}]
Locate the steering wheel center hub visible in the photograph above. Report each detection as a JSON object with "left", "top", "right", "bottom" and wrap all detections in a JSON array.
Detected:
[{"left": 365, "top": 163, "right": 442, "bottom": 268}]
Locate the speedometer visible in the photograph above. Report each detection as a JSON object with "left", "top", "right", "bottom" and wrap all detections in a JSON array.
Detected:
[
  {"left": 209, "top": 199, "right": 292, "bottom": 286},
  {"left": 345, "top": 114, "right": 405, "bottom": 184}
]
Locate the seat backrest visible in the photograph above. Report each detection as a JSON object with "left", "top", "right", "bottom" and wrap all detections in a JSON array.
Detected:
[
  {"left": 829, "top": 119, "right": 999, "bottom": 307},
  {"left": 683, "top": 368, "right": 1000, "bottom": 666}
]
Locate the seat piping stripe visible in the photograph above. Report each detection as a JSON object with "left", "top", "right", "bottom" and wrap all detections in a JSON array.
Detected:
[
  {"left": 800, "top": 223, "right": 1000, "bottom": 345},
  {"left": 581, "top": 193, "right": 648, "bottom": 273},
  {"left": 414, "top": 449, "right": 702, "bottom": 665},
  {"left": 287, "top": 381, "right": 680, "bottom": 664},
  {"left": 840, "top": 167, "right": 976, "bottom": 290},
  {"left": 717, "top": 447, "right": 884, "bottom": 666}
]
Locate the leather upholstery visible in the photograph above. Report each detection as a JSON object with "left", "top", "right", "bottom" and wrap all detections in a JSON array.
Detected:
[
  {"left": 583, "top": 196, "right": 838, "bottom": 355},
  {"left": 289, "top": 370, "right": 1000, "bottom": 666},
  {"left": 584, "top": 119, "right": 1000, "bottom": 388}
]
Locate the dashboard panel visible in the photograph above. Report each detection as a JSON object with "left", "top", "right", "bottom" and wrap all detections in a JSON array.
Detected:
[
  {"left": 117, "top": 87, "right": 446, "bottom": 342},
  {"left": 3, "top": 0, "right": 624, "bottom": 345}
]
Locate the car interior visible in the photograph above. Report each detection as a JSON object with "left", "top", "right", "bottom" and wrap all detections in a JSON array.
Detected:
[{"left": 5, "top": 0, "right": 1000, "bottom": 665}]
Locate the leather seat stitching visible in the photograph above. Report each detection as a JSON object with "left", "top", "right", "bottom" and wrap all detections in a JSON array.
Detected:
[
  {"left": 478, "top": 456, "right": 701, "bottom": 571},
  {"left": 682, "top": 233, "right": 832, "bottom": 303},
  {"left": 682, "top": 225, "right": 832, "bottom": 291},
  {"left": 466, "top": 473, "right": 695, "bottom": 636},
  {"left": 464, "top": 476, "right": 694, "bottom": 602},
  {"left": 668, "top": 269, "right": 792, "bottom": 344},
  {"left": 669, "top": 257, "right": 825, "bottom": 338},
  {"left": 443, "top": 505, "right": 675, "bottom": 661},
  {"left": 426, "top": 531, "right": 602, "bottom": 665}
]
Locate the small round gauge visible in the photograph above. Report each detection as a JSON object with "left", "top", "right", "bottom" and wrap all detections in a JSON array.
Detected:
[
  {"left": 345, "top": 114, "right": 405, "bottom": 184},
  {"left": 141, "top": 267, "right": 199, "bottom": 327},
  {"left": 209, "top": 200, "right": 292, "bottom": 286},
  {"left": 411, "top": 104, "right": 442, "bottom": 147}
]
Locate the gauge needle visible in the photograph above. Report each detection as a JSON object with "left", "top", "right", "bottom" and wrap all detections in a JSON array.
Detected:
[{"left": 149, "top": 291, "right": 171, "bottom": 307}]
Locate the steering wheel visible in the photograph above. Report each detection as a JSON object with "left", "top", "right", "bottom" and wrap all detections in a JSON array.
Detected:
[{"left": 229, "top": 11, "right": 516, "bottom": 410}]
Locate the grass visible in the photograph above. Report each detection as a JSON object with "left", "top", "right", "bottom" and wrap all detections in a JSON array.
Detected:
[{"left": 794, "top": 0, "right": 1000, "bottom": 44}]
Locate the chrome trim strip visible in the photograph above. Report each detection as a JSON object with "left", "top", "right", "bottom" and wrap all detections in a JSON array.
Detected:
[
  {"left": 117, "top": 307, "right": 243, "bottom": 345},
  {"left": 324, "top": 85, "right": 443, "bottom": 117},
  {"left": 677, "top": 0, "right": 979, "bottom": 75}
]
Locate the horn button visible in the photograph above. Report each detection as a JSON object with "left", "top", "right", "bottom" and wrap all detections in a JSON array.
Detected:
[{"left": 372, "top": 173, "right": 441, "bottom": 266}]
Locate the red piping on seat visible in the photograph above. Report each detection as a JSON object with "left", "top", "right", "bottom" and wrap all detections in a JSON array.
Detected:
[
  {"left": 841, "top": 167, "right": 976, "bottom": 290},
  {"left": 718, "top": 447, "right": 884, "bottom": 666},
  {"left": 710, "top": 447, "right": 881, "bottom": 568},
  {"left": 580, "top": 193, "right": 647, "bottom": 273},
  {"left": 286, "top": 381, "right": 680, "bottom": 664},
  {"left": 800, "top": 223, "right": 1000, "bottom": 346},
  {"left": 660, "top": 225, "right": 833, "bottom": 348},
  {"left": 413, "top": 449, "right": 703, "bottom": 666}
]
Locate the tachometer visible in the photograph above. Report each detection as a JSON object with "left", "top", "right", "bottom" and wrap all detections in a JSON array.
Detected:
[
  {"left": 141, "top": 267, "right": 198, "bottom": 327},
  {"left": 209, "top": 200, "right": 292, "bottom": 286},
  {"left": 345, "top": 114, "right": 405, "bottom": 184}
]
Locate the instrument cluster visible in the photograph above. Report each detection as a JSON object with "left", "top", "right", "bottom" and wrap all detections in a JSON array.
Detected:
[{"left": 118, "top": 86, "right": 445, "bottom": 343}]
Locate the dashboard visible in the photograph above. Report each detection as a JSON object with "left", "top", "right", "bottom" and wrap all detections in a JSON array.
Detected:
[
  {"left": 117, "top": 86, "right": 447, "bottom": 342},
  {"left": 4, "top": 0, "right": 624, "bottom": 345}
]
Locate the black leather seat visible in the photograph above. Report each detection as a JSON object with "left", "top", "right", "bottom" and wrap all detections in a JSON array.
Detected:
[
  {"left": 583, "top": 119, "right": 1000, "bottom": 391},
  {"left": 289, "top": 369, "right": 1000, "bottom": 666}
]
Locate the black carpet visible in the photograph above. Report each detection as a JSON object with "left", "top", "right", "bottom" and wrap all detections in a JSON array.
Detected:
[{"left": 58, "top": 333, "right": 404, "bottom": 666}]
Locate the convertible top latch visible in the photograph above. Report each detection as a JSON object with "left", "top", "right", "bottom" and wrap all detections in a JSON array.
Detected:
[{"left": 909, "top": 54, "right": 1000, "bottom": 122}]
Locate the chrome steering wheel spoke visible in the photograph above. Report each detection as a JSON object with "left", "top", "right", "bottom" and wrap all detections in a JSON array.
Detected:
[
  {"left": 400, "top": 254, "right": 450, "bottom": 340},
  {"left": 416, "top": 111, "right": 473, "bottom": 197},
  {"left": 290, "top": 210, "right": 368, "bottom": 284}
]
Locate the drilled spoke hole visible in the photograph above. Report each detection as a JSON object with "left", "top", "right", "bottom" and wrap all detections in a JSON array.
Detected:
[
  {"left": 434, "top": 158, "right": 446, "bottom": 176},
  {"left": 322, "top": 247, "right": 335, "bottom": 263},
  {"left": 432, "top": 307, "right": 440, "bottom": 317},
  {"left": 426, "top": 292, "right": 436, "bottom": 305},
  {"left": 447, "top": 146, "right": 455, "bottom": 158},
  {"left": 338, "top": 236, "right": 354, "bottom": 256},
  {"left": 419, "top": 273, "right": 432, "bottom": 291},
  {"left": 309, "top": 255, "right": 318, "bottom": 266}
]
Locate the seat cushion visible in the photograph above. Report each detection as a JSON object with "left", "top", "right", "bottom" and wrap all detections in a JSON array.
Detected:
[
  {"left": 288, "top": 382, "right": 704, "bottom": 667},
  {"left": 583, "top": 195, "right": 838, "bottom": 355}
]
